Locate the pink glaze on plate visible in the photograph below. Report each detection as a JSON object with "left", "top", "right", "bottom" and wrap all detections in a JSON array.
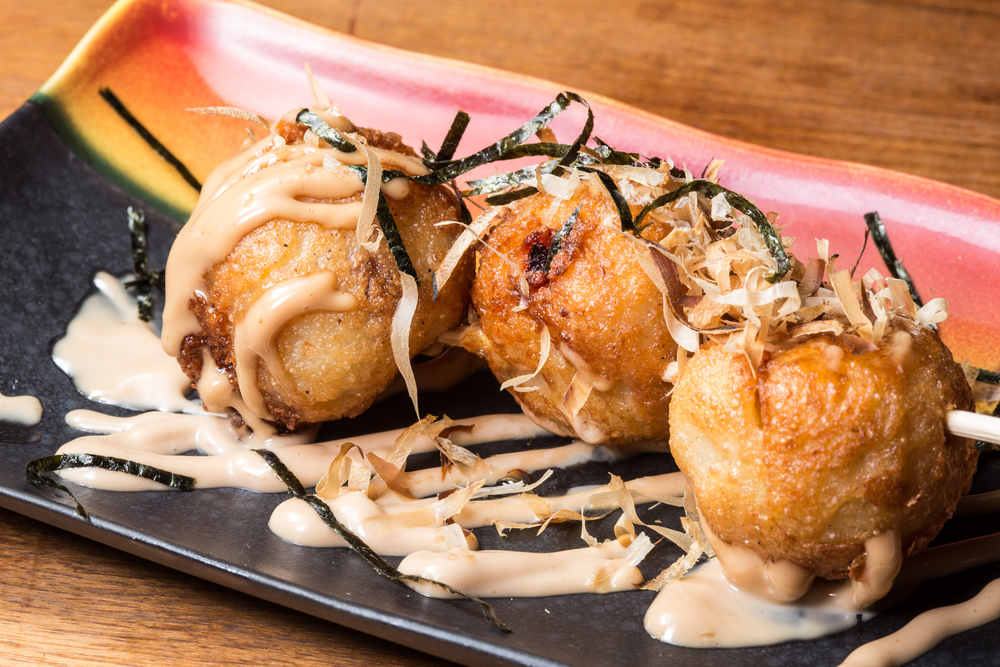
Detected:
[{"left": 34, "top": 0, "right": 1000, "bottom": 368}]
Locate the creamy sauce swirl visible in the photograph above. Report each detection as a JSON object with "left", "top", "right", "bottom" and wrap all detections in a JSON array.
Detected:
[
  {"left": 233, "top": 271, "right": 360, "bottom": 419},
  {"left": 161, "top": 109, "right": 426, "bottom": 359},
  {"left": 0, "top": 391, "right": 42, "bottom": 426},
  {"left": 838, "top": 579, "right": 1000, "bottom": 667},
  {"left": 52, "top": 272, "right": 203, "bottom": 414},
  {"left": 41, "top": 105, "right": 1000, "bottom": 663},
  {"left": 400, "top": 540, "right": 644, "bottom": 598}
]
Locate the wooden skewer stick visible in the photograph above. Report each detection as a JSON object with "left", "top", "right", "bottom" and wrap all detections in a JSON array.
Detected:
[
  {"left": 946, "top": 410, "right": 1000, "bottom": 518},
  {"left": 947, "top": 410, "right": 1000, "bottom": 446}
]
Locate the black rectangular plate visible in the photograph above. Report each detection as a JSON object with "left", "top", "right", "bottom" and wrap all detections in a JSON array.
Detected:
[{"left": 2, "top": 101, "right": 1000, "bottom": 667}]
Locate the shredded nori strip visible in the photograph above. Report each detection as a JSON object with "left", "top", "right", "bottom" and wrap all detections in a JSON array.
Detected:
[
  {"left": 416, "top": 92, "right": 590, "bottom": 185},
  {"left": 486, "top": 187, "right": 539, "bottom": 206},
  {"left": 635, "top": 180, "right": 792, "bottom": 281},
  {"left": 448, "top": 180, "right": 474, "bottom": 226},
  {"left": 26, "top": 453, "right": 195, "bottom": 519},
  {"left": 420, "top": 141, "right": 437, "bottom": 163},
  {"left": 490, "top": 142, "right": 572, "bottom": 161},
  {"left": 346, "top": 165, "right": 418, "bottom": 283},
  {"left": 466, "top": 160, "right": 556, "bottom": 194},
  {"left": 863, "top": 212, "right": 922, "bottom": 307},
  {"left": 123, "top": 207, "right": 164, "bottom": 322},
  {"left": 545, "top": 205, "right": 581, "bottom": 271},
  {"left": 580, "top": 167, "right": 638, "bottom": 235},
  {"left": 461, "top": 142, "right": 668, "bottom": 200},
  {"left": 346, "top": 165, "right": 408, "bottom": 184},
  {"left": 464, "top": 161, "right": 561, "bottom": 197},
  {"left": 294, "top": 109, "right": 358, "bottom": 153},
  {"left": 978, "top": 369, "right": 1000, "bottom": 385},
  {"left": 99, "top": 88, "right": 202, "bottom": 192},
  {"left": 590, "top": 137, "right": 664, "bottom": 170},
  {"left": 433, "top": 110, "right": 471, "bottom": 163},
  {"left": 251, "top": 448, "right": 510, "bottom": 632},
  {"left": 553, "top": 101, "right": 594, "bottom": 173}
]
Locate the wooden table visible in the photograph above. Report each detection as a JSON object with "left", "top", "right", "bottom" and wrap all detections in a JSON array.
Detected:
[{"left": 2, "top": 1, "right": 999, "bottom": 665}]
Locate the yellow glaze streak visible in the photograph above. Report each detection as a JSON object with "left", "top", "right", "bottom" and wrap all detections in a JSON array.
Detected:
[{"left": 35, "top": 0, "right": 250, "bottom": 220}]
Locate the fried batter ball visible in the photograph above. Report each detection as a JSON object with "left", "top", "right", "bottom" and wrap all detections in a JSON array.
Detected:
[
  {"left": 462, "top": 173, "right": 678, "bottom": 444},
  {"left": 669, "top": 319, "right": 977, "bottom": 580},
  {"left": 169, "top": 120, "right": 472, "bottom": 431}
]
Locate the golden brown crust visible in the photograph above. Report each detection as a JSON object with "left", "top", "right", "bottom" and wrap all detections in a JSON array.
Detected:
[
  {"left": 355, "top": 126, "right": 417, "bottom": 157},
  {"left": 669, "top": 319, "right": 977, "bottom": 579},
  {"left": 178, "top": 130, "right": 472, "bottom": 431},
  {"left": 466, "top": 177, "right": 677, "bottom": 444}
]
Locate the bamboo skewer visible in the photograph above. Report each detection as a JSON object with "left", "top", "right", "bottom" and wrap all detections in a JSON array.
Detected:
[{"left": 947, "top": 410, "right": 1000, "bottom": 447}]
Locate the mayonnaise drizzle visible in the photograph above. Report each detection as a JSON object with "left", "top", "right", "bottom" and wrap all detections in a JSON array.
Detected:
[
  {"left": 41, "top": 102, "right": 1000, "bottom": 661},
  {"left": 839, "top": 577, "right": 1000, "bottom": 667},
  {"left": 55, "top": 409, "right": 553, "bottom": 493},
  {"left": 399, "top": 539, "right": 645, "bottom": 598},
  {"left": 49, "top": 320, "right": 1000, "bottom": 658},
  {"left": 702, "top": 512, "right": 816, "bottom": 604},
  {"left": 645, "top": 559, "right": 878, "bottom": 648},
  {"left": 233, "top": 271, "right": 360, "bottom": 418},
  {"left": 269, "top": 491, "right": 477, "bottom": 556},
  {"left": 646, "top": 516, "right": 907, "bottom": 648},
  {"left": 0, "top": 390, "right": 42, "bottom": 426},
  {"left": 272, "top": 471, "right": 688, "bottom": 543},
  {"left": 162, "top": 109, "right": 427, "bottom": 359},
  {"left": 52, "top": 272, "right": 203, "bottom": 414}
]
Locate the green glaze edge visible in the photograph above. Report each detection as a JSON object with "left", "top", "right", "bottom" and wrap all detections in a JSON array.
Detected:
[{"left": 30, "top": 91, "right": 192, "bottom": 223}]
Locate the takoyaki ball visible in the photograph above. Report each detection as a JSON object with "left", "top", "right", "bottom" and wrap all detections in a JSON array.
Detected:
[
  {"left": 463, "top": 173, "right": 677, "bottom": 444},
  {"left": 668, "top": 318, "right": 977, "bottom": 580},
  {"left": 175, "top": 125, "right": 472, "bottom": 431}
]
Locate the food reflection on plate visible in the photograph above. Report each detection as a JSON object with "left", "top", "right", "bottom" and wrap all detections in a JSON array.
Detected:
[{"left": 31, "top": 77, "right": 1000, "bottom": 666}]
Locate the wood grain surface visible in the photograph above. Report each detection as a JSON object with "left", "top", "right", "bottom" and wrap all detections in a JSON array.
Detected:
[{"left": 2, "top": 1, "right": 999, "bottom": 665}]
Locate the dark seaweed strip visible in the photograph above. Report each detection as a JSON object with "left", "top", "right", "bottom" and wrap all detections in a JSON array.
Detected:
[
  {"left": 99, "top": 88, "right": 202, "bottom": 193},
  {"left": 251, "top": 449, "right": 510, "bottom": 632},
  {"left": 123, "top": 207, "right": 164, "bottom": 322},
  {"left": 252, "top": 448, "right": 307, "bottom": 496},
  {"left": 863, "top": 212, "right": 923, "bottom": 307},
  {"left": 554, "top": 99, "right": 594, "bottom": 173},
  {"left": 531, "top": 138, "right": 638, "bottom": 167},
  {"left": 295, "top": 109, "right": 358, "bottom": 153},
  {"left": 462, "top": 142, "right": 655, "bottom": 199},
  {"left": 635, "top": 180, "right": 791, "bottom": 281},
  {"left": 978, "top": 369, "right": 1000, "bottom": 385},
  {"left": 589, "top": 137, "right": 678, "bottom": 172},
  {"left": 464, "top": 161, "right": 560, "bottom": 197},
  {"left": 486, "top": 187, "right": 539, "bottom": 206},
  {"left": 374, "top": 192, "right": 418, "bottom": 282},
  {"left": 26, "top": 453, "right": 196, "bottom": 519},
  {"left": 589, "top": 137, "right": 643, "bottom": 167},
  {"left": 126, "top": 207, "right": 153, "bottom": 322},
  {"left": 483, "top": 142, "right": 571, "bottom": 161},
  {"left": 545, "top": 205, "right": 581, "bottom": 271},
  {"left": 579, "top": 167, "right": 638, "bottom": 235},
  {"left": 357, "top": 167, "right": 409, "bottom": 183},
  {"left": 346, "top": 165, "right": 418, "bottom": 283},
  {"left": 414, "top": 92, "right": 589, "bottom": 185},
  {"left": 449, "top": 181, "right": 474, "bottom": 225},
  {"left": 420, "top": 141, "right": 437, "bottom": 162},
  {"left": 435, "top": 110, "right": 471, "bottom": 162}
]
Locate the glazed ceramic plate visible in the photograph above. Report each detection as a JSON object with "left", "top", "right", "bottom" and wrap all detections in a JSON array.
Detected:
[{"left": 1, "top": 0, "right": 999, "bottom": 665}]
